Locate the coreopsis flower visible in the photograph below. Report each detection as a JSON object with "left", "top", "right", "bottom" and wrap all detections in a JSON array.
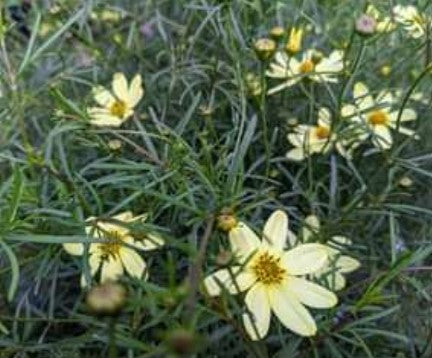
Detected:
[
  {"left": 63, "top": 211, "right": 164, "bottom": 286},
  {"left": 366, "top": 5, "right": 396, "bottom": 33},
  {"left": 88, "top": 73, "right": 144, "bottom": 127},
  {"left": 286, "top": 107, "right": 349, "bottom": 161},
  {"left": 204, "top": 210, "right": 337, "bottom": 339},
  {"left": 285, "top": 27, "right": 304, "bottom": 55},
  {"left": 301, "top": 215, "right": 360, "bottom": 291},
  {"left": 341, "top": 82, "right": 418, "bottom": 150},
  {"left": 266, "top": 49, "right": 344, "bottom": 94},
  {"left": 393, "top": 5, "right": 430, "bottom": 39}
]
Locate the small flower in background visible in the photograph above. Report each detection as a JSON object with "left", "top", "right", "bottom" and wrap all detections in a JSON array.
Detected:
[
  {"left": 253, "top": 38, "right": 277, "bottom": 61},
  {"left": 88, "top": 72, "right": 144, "bottom": 127},
  {"left": 91, "top": 8, "right": 123, "bottom": 22},
  {"left": 355, "top": 14, "right": 377, "bottom": 36},
  {"left": 140, "top": 21, "right": 155, "bottom": 39},
  {"left": 245, "top": 73, "right": 262, "bottom": 97},
  {"left": 380, "top": 64, "right": 392, "bottom": 77},
  {"left": 398, "top": 175, "right": 414, "bottom": 188},
  {"left": 300, "top": 215, "right": 360, "bottom": 291},
  {"left": 366, "top": 5, "right": 396, "bottom": 33},
  {"left": 393, "top": 5, "right": 430, "bottom": 39},
  {"left": 269, "top": 26, "right": 285, "bottom": 41},
  {"left": 108, "top": 139, "right": 123, "bottom": 151},
  {"left": 204, "top": 210, "right": 337, "bottom": 339},
  {"left": 286, "top": 107, "right": 349, "bottom": 161},
  {"left": 266, "top": 49, "right": 344, "bottom": 94},
  {"left": 86, "top": 281, "right": 127, "bottom": 316},
  {"left": 341, "top": 82, "right": 418, "bottom": 150},
  {"left": 285, "top": 26, "right": 304, "bottom": 55},
  {"left": 63, "top": 211, "right": 164, "bottom": 286}
]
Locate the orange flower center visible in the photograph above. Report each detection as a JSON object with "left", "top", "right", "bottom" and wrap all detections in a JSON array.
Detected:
[
  {"left": 315, "top": 125, "right": 330, "bottom": 139},
  {"left": 252, "top": 252, "right": 286, "bottom": 285},
  {"left": 368, "top": 110, "right": 389, "bottom": 126},
  {"left": 110, "top": 100, "right": 127, "bottom": 118},
  {"left": 299, "top": 59, "right": 315, "bottom": 74}
]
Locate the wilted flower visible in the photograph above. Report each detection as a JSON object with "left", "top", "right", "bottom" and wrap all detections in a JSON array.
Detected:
[
  {"left": 204, "top": 210, "right": 337, "bottom": 339},
  {"left": 63, "top": 211, "right": 164, "bottom": 286},
  {"left": 86, "top": 281, "right": 127, "bottom": 316},
  {"left": 88, "top": 73, "right": 144, "bottom": 127}
]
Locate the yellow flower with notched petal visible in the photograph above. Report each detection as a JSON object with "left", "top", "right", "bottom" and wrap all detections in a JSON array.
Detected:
[
  {"left": 341, "top": 82, "right": 418, "bottom": 150},
  {"left": 393, "top": 5, "right": 430, "bottom": 39},
  {"left": 285, "top": 27, "right": 304, "bottom": 55},
  {"left": 286, "top": 108, "right": 349, "bottom": 161},
  {"left": 266, "top": 49, "right": 344, "bottom": 94},
  {"left": 63, "top": 211, "right": 163, "bottom": 286},
  {"left": 204, "top": 210, "right": 337, "bottom": 340},
  {"left": 301, "top": 215, "right": 360, "bottom": 291},
  {"left": 88, "top": 73, "right": 144, "bottom": 127}
]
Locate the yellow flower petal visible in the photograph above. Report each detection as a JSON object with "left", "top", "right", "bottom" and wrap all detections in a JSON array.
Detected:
[
  {"left": 112, "top": 72, "right": 129, "bottom": 102},
  {"left": 243, "top": 283, "right": 271, "bottom": 340},
  {"left": 92, "top": 86, "right": 115, "bottom": 107},
  {"left": 120, "top": 247, "right": 146, "bottom": 278},
  {"left": 281, "top": 243, "right": 328, "bottom": 275},
  {"left": 204, "top": 268, "right": 255, "bottom": 297},
  {"left": 336, "top": 255, "right": 361, "bottom": 273},
  {"left": 269, "top": 282, "right": 317, "bottom": 336},
  {"left": 100, "top": 257, "right": 124, "bottom": 283},
  {"left": 302, "top": 215, "right": 320, "bottom": 241},
  {"left": 228, "top": 222, "right": 260, "bottom": 259},
  {"left": 262, "top": 210, "right": 288, "bottom": 251},
  {"left": 286, "top": 277, "right": 338, "bottom": 308},
  {"left": 63, "top": 243, "right": 84, "bottom": 256},
  {"left": 128, "top": 74, "right": 144, "bottom": 107}
]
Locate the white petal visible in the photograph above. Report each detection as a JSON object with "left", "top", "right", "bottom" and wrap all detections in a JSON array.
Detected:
[
  {"left": 92, "top": 86, "right": 115, "bottom": 107},
  {"left": 372, "top": 125, "right": 392, "bottom": 149},
  {"left": 286, "top": 147, "right": 306, "bottom": 161},
  {"left": 318, "top": 107, "right": 331, "bottom": 127},
  {"left": 112, "top": 73, "right": 129, "bottom": 102},
  {"left": 243, "top": 284, "right": 271, "bottom": 340},
  {"left": 341, "top": 104, "right": 357, "bottom": 118},
  {"left": 63, "top": 243, "right": 84, "bottom": 256},
  {"left": 302, "top": 215, "right": 320, "bottom": 241},
  {"left": 336, "top": 255, "right": 361, "bottom": 273},
  {"left": 100, "top": 256, "right": 124, "bottom": 283},
  {"left": 128, "top": 74, "right": 144, "bottom": 107},
  {"left": 281, "top": 243, "right": 328, "bottom": 275},
  {"left": 286, "top": 277, "right": 338, "bottom": 308},
  {"left": 353, "top": 82, "right": 374, "bottom": 111},
  {"left": 204, "top": 268, "right": 255, "bottom": 297},
  {"left": 120, "top": 247, "right": 146, "bottom": 278},
  {"left": 262, "top": 210, "right": 288, "bottom": 251},
  {"left": 269, "top": 282, "right": 317, "bottom": 336},
  {"left": 389, "top": 109, "right": 417, "bottom": 122},
  {"left": 229, "top": 222, "right": 260, "bottom": 259},
  {"left": 88, "top": 109, "right": 124, "bottom": 127}
]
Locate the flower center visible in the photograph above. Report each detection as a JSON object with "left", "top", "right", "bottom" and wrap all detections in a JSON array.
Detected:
[
  {"left": 110, "top": 100, "right": 127, "bottom": 118},
  {"left": 315, "top": 125, "right": 330, "bottom": 139},
  {"left": 99, "top": 230, "right": 123, "bottom": 259},
  {"left": 252, "top": 252, "right": 286, "bottom": 285},
  {"left": 368, "top": 110, "right": 389, "bottom": 126},
  {"left": 299, "top": 59, "right": 315, "bottom": 74}
]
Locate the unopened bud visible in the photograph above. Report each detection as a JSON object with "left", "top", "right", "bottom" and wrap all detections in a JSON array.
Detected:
[
  {"left": 269, "top": 26, "right": 285, "bottom": 41},
  {"left": 217, "top": 209, "right": 238, "bottom": 232},
  {"left": 86, "top": 281, "right": 127, "bottom": 316},
  {"left": 254, "top": 38, "right": 277, "bottom": 61},
  {"left": 355, "top": 14, "right": 376, "bottom": 36}
]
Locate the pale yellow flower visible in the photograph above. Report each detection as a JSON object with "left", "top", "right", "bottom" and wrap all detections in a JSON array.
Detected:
[
  {"left": 285, "top": 27, "right": 304, "bottom": 55},
  {"left": 204, "top": 210, "right": 337, "bottom": 339},
  {"left": 301, "top": 215, "right": 360, "bottom": 291},
  {"left": 63, "top": 211, "right": 164, "bottom": 286},
  {"left": 393, "top": 5, "right": 430, "bottom": 39},
  {"left": 341, "top": 82, "right": 418, "bottom": 150},
  {"left": 88, "top": 73, "right": 144, "bottom": 127},
  {"left": 267, "top": 49, "right": 344, "bottom": 94},
  {"left": 286, "top": 108, "right": 349, "bottom": 161}
]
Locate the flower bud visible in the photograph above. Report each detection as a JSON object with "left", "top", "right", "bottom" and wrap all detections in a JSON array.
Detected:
[
  {"left": 253, "top": 38, "right": 276, "bottom": 61},
  {"left": 269, "top": 26, "right": 285, "bottom": 41},
  {"left": 355, "top": 14, "right": 376, "bottom": 36},
  {"left": 285, "top": 27, "right": 304, "bottom": 55},
  {"left": 86, "top": 281, "right": 127, "bottom": 316},
  {"left": 166, "top": 328, "right": 199, "bottom": 355},
  {"left": 380, "top": 65, "right": 391, "bottom": 77},
  {"left": 215, "top": 250, "right": 234, "bottom": 267},
  {"left": 108, "top": 139, "right": 123, "bottom": 151},
  {"left": 217, "top": 209, "right": 238, "bottom": 232}
]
